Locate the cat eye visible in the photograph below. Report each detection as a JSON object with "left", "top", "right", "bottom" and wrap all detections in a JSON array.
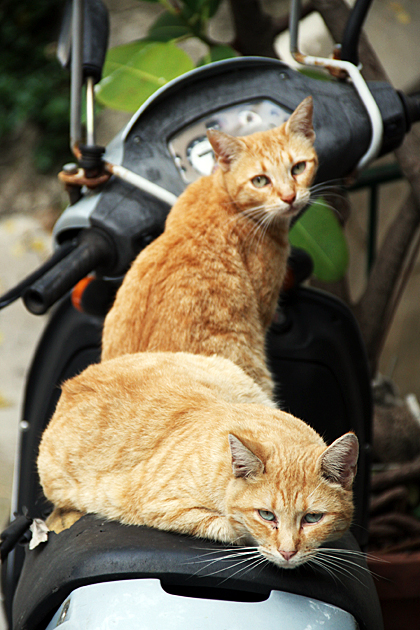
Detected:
[
  {"left": 258, "top": 509, "right": 276, "bottom": 522},
  {"left": 291, "top": 162, "right": 306, "bottom": 176},
  {"left": 252, "top": 175, "right": 271, "bottom": 188},
  {"left": 302, "top": 513, "right": 323, "bottom": 524}
]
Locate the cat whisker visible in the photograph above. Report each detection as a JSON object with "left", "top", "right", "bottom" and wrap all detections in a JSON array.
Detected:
[
  {"left": 241, "top": 202, "right": 289, "bottom": 223},
  {"left": 188, "top": 548, "right": 262, "bottom": 565},
  {"left": 192, "top": 550, "right": 262, "bottom": 579},
  {"left": 322, "top": 563, "right": 367, "bottom": 587},
  {"left": 238, "top": 213, "right": 269, "bottom": 250},
  {"left": 307, "top": 556, "right": 344, "bottom": 587},
  {"left": 220, "top": 211, "right": 251, "bottom": 233},
  {"left": 216, "top": 553, "right": 269, "bottom": 584},
  {"left": 191, "top": 544, "right": 260, "bottom": 554},
  {"left": 308, "top": 199, "right": 341, "bottom": 215},
  {"left": 236, "top": 207, "right": 266, "bottom": 222},
  {"left": 315, "top": 548, "right": 386, "bottom": 580},
  {"left": 307, "top": 196, "right": 345, "bottom": 221},
  {"left": 309, "top": 556, "right": 359, "bottom": 586},
  {"left": 310, "top": 551, "right": 369, "bottom": 586},
  {"left": 238, "top": 200, "right": 296, "bottom": 248},
  {"left": 240, "top": 207, "right": 271, "bottom": 230},
  {"left": 317, "top": 546, "right": 386, "bottom": 562},
  {"left": 310, "top": 178, "right": 345, "bottom": 192},
  {"left": 246, "top": 212, "right": 272, "bottom": 250},
  {"left": 239, "top": 204, "right": 265, "bottom": 217},
  {"left": 309, "top": 182, "right": 346, "bottom": 206},
  {"left": 313, "top": 190, "right": 346, "bottom": 200},
  {"left": 316, "top": 551, "right": 369, "bottom": 572},
  {"left": 237, "top": 554, "right": 269, "bottom": 575},
  {"left": 220, "top": 205, "right": 269, "bottom": 239},
  {"left": 186, "top": 546, "right": 262, "bottom": 576},
  {"left": 243, "top": 207, "right": 280, "bottom": 251},
  {"left": 310, "top": 184, "right": 345, "bottom": 196},
  {"left": 309, "top": 194, "right": 346, "bottom": 208}
]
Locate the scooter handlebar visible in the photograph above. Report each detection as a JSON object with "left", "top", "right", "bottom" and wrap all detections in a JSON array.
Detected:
[
  {"left": 14, "top": 60, "right": 420, "bottom": 316},
  {"left": 23, "top": 229, "right": 115, "bottom": 315}
]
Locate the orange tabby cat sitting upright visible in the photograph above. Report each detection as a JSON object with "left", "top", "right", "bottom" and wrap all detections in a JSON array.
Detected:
[{"left": 101, "top": 97, "right": 318, "bottom": 399}]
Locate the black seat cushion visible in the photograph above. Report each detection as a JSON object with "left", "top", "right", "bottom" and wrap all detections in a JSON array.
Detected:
[{"left": 13, "top": 515, "right": 383, "bottom": 630}]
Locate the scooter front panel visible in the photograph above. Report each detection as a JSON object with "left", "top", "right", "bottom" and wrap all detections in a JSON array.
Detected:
[{"left": 45, "top": 578, "right": 357, "bottom": 630}]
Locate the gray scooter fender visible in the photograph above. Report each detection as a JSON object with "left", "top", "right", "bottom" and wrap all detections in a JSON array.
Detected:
[{"left": 46, "top": 579, "right": 358, "bottom": 630}]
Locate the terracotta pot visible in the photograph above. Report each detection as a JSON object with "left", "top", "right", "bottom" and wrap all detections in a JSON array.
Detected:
[{"left": 368, "top": 552, "right": 420, "bottom": 630}]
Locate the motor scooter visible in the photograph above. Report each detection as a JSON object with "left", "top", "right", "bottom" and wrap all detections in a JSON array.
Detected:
[{"left": 2, "top": 0, "right": 420, "bottom": 628}]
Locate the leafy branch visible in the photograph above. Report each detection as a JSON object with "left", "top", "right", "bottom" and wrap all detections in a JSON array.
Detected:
[{"left": 95, "top": 0, "right": 239, "bottom": 112}]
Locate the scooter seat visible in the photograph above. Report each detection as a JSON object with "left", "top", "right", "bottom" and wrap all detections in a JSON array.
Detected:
[{"left": 13, "top": 514, "right": 383, "bottom": 630}]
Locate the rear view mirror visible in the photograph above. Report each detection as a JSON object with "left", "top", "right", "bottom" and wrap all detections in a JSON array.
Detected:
[
  {"left": 57, "top": 0, "right": 109, "bottom": 154},
  {"left": 57, "top": 0, "right": 109, "bottom": 83}
]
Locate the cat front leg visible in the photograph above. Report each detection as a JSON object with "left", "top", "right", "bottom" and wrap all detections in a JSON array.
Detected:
[{"left": 158, "top": 507, "right": 239, "bottom": 544}]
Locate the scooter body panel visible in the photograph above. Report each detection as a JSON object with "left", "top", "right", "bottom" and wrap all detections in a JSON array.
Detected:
[
  {"left": 45, "top": 579, "right": 358, "bottom": 630},
  {"left": 13, "top": 516, "right": 379, "bottom": 630}
]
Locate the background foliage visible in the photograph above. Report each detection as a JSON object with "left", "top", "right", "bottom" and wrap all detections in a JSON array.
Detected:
[
  {"left": 0, "top": 0, "right": 72, "bottom": 172},
  {"left": 96, "top": 0, "right": 237, "bottom": 112},
  {"left": 0, "top": 0, "right": 347, "bottom": 282}
]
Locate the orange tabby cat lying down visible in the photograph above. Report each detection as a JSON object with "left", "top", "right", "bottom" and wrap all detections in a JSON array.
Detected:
[
  {"left": 101, "top": 97, "right": 318, "bottom": 400},
  {"left": 38, "top": 352, "right": 358, "bottom": 569}
]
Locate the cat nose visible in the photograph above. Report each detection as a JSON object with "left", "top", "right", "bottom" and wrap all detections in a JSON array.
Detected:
[
  {"left": 279, "top": 550, "right": 297, "bottom": 561},
  {"left": 281, "top": 192, "right": 296, "bottom": 205}
]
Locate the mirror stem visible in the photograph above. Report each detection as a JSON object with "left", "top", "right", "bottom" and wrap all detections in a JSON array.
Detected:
[
  {"left": 70, "top": 0, "right": 84, "bottom": 155},
  {"left": 86, "top": 76, "right": 96, "bottom": 147}
]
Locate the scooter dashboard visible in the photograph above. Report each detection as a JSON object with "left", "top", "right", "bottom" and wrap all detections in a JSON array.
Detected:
[{"left": 168, "top": 100, "right": 289, "bottom": 183}]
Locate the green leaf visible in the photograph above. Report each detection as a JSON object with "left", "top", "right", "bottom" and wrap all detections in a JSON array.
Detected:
[
  {"left": 289, "top": 199, "right": 349, "bottom": 283},
  {"left": 207, "top": 0, "right": 223, "bottom": 17},
  {"left": 147, "top": 11, "right": 191, "bottom": 41},
  {"left": 182, "top": 0, "right": 204, "bottom": 12},
  {"left": 96, "top": 41, "right": 194, "bottom": 112},
  {"left": 298, "top": 68, "right": 333, "bottom": 82},
  {"left": 197, "top": 44, "right": 238, "bottom": 66},
  {"left": 208, "top": 44, "right": 238, "bottom": 62},
  {"left": 101, "top": 40, "right": 151, "bottom": 73},
  {"left": 182, "top": 0, "right": 222, "bottom": 17}
]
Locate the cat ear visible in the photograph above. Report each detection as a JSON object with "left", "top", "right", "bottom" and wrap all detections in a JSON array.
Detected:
[
  {"left": 207, "top": 129, "right": 245, "bottom": 171},
  {"left": 285, "top": 96, "right": 315, "bottom": 144},
  {"left": 228, "top": 434, "right": 264, "bottom": 479},
  {"left": 320, "top": 433, "right": 359, "bottom": 490}
]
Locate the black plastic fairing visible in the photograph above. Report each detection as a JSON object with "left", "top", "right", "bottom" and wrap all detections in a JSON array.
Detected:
[
  {"left": 13, "top": 516, "right": 383, "bottom": 630},
  {"left": 87, "top": 58, "right": 406, "bottom": 277}
]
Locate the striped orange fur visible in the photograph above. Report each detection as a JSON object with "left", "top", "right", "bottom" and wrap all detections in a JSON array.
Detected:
[
  {"left": 101, "top": 97, "right": 318, "bottom": 400},
  {"left": 38, "top": 352, "right": 358, "bottom": 569}
]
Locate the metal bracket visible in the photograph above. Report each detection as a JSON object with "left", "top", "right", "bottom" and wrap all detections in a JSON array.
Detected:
[
  {"left": 288, "top": 0, "right": 383, "bottom": 171},
  {"left": 105, "top": 163, "right": 178, "bottom": 207}
]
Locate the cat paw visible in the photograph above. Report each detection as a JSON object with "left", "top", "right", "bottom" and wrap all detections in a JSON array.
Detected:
[{"left": 46, "top": 508, "right": 86, "bottom": 534}]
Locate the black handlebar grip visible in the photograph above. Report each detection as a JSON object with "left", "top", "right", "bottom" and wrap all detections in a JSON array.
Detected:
[{"left": 23, "top": 229, "right": 115, "bottom": 315}]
